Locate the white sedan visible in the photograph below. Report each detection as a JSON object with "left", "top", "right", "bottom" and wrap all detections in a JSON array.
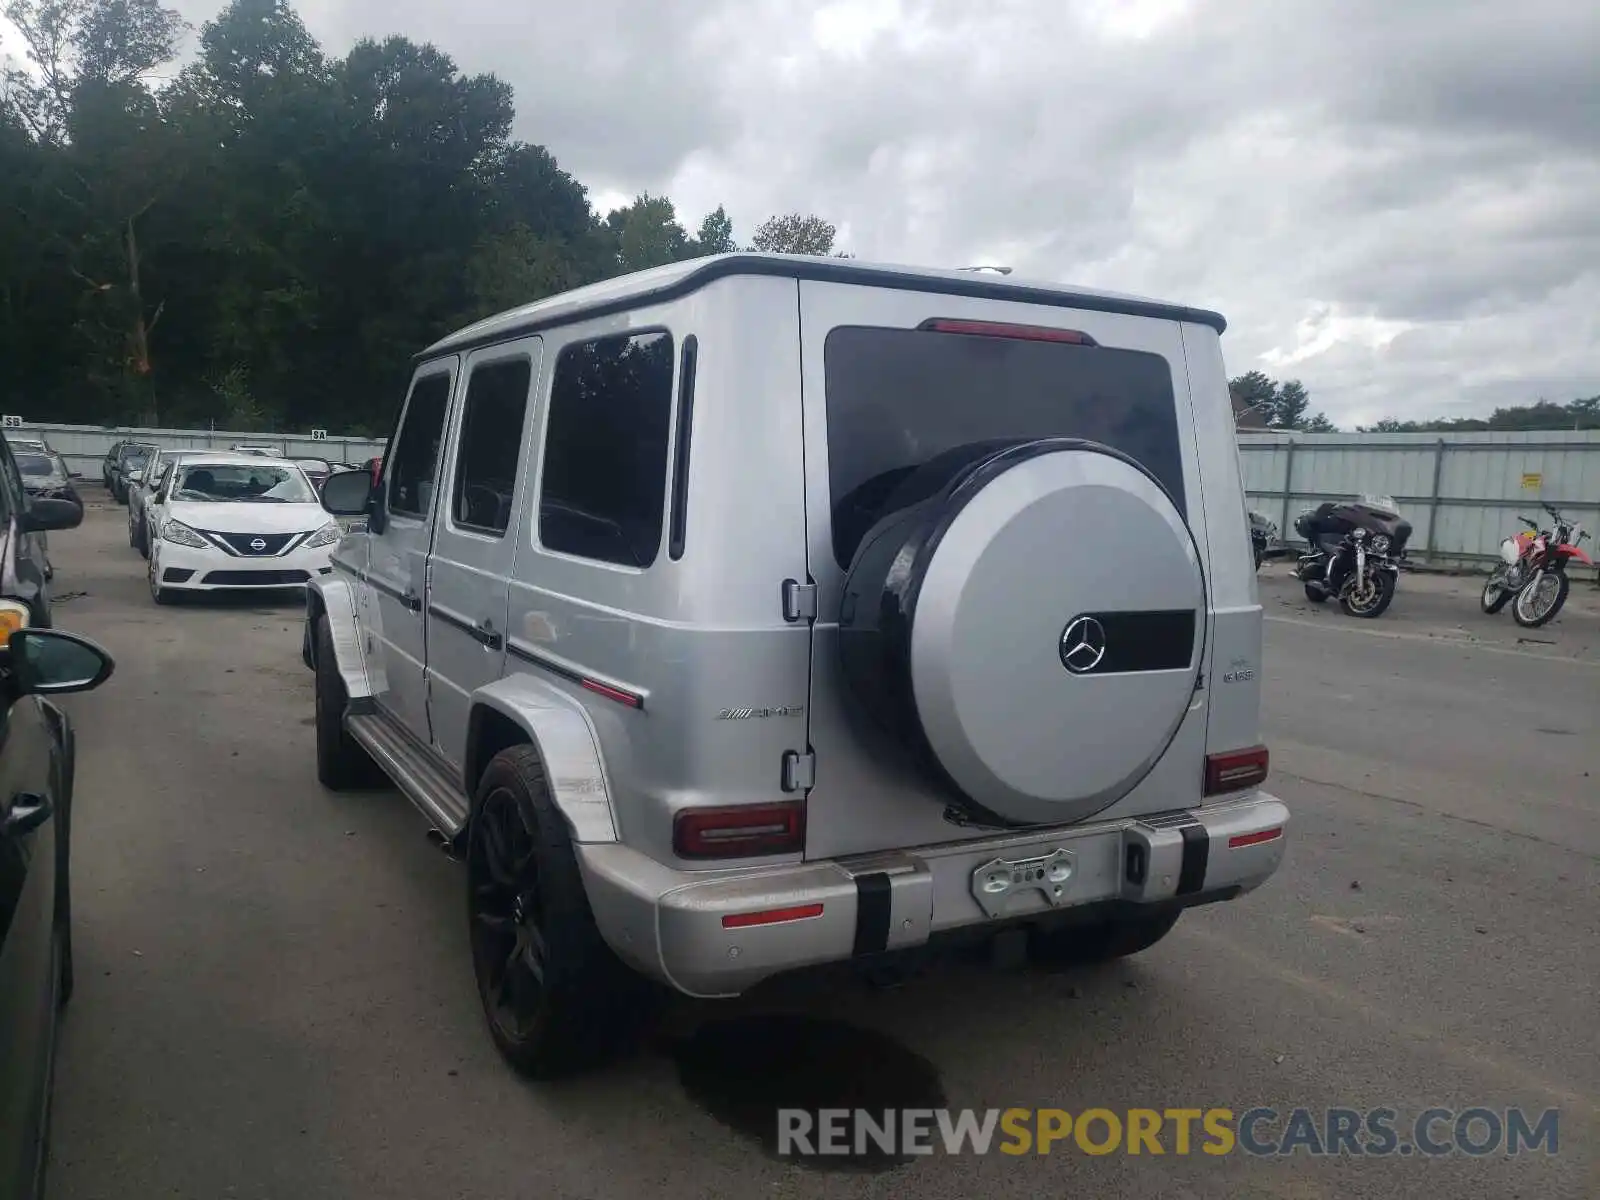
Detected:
[{"left": 146, "top": 457, "right": 343, "bottom": 604}]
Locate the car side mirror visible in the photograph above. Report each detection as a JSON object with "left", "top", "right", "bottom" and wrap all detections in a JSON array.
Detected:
[
  {"left": 320, "top": 468, "right": 374, "bottom": 517},
  {"left": 20, "top": 496, "right": 84, "bottom": 533},
  {"left": 6, "top": 628, "right": 115, "bottom": 695}
]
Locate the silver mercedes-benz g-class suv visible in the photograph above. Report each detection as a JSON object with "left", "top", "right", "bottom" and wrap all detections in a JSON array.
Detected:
[{"left": 306, "top": 253, "right": 1288, "bottom": 1078}]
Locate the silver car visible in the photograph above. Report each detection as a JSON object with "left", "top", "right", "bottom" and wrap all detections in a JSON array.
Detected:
[{"left": 305, "top": 253, "right": 1289, "bottom": 1080}]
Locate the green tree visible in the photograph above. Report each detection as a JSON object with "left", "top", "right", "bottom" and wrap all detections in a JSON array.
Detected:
[
  {"left": 690, "top": 205, "right": 737, "bottom": 255},
  {"left": 605, "top": 193, "right": 689, "bottom": 272},
  {"left": 750, "top": 211, "right": 843, "bottom": 256},
  {"left": 1228, "top": 370, "right": 1336, "bottom": 432}
]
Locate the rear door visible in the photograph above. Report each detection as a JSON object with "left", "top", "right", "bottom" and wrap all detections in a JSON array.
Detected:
[
  {"left": 797, "top": 281, "right": 1213, "bottom": 859},
  {"left": 365, "top": 362, "right": 457, "bottom": 742},
  {"left": 424, "top": 338, "right": 541, "bottom": 770}
]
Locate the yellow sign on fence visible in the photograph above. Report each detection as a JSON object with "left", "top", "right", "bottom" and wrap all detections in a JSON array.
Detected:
[{"left": 1520, "top": 472, "right": 1543, "bottom": 490}]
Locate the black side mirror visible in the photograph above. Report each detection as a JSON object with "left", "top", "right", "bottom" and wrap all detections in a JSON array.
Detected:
[
  {"left": 20, "top": 496, "right": 84, "bottom": 533},
  {"left": 320, "top": 468, "right": 374, "bottom": 517},
  {"left": 6, "top": 628, "right": 115, "bottom": 694}
]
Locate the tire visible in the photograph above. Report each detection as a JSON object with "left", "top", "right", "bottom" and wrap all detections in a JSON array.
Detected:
[
  {"left": 137, "top": 517, "right": 150, "bottom": 559},
  {"left": 1512, "top": 570, "right": 1569, "bottom": 629},
  {"left": 1480, "top": 567, "right": 1513, "bottom": 614},
  {"left": 148, "top": 559, "right": 174, "bottom": 606},
  {"left": 467, "top": 745, "right": 656, "bottom": 1079},
  {"left": 1340, "top": 569, "right": 1395, "bottom": 618},
  {"left": 314, "top": 616, "right": 386, "bottom": 790},
  {"left": 1028, "top": 908, "right": 1182, "bottom": 967},
  {"left": 1303, "top": 583, "right": 1328, "bottom": 604}
]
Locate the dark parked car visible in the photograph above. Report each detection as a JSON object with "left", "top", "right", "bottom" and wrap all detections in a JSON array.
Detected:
[
  {"left": 99, "top": 441, "right": 126, "bottom": 489},
  {"left": 0, "top": 440, "right": 81, "bottom": 624},
  {"left": 14, "top": 454, "right": 81, "bottom": 583},
  {"left": 108, "top": 443, "right": 156, "bottom": 505},
  {"left": 0, "top": 620, "right": 115, "bottom": 1200}
]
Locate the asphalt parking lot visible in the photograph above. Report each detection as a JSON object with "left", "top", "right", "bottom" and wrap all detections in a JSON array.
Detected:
[{"left": 39, "top": 494, "right": 1599, "bottom": 1199}]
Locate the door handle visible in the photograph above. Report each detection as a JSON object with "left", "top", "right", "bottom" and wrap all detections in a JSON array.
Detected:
[
  {"left": 3, "top": 793, "right": 53, "bottom": 838},
  {"left": 476, "top": 619, "right": 503, "bottom": 651}
]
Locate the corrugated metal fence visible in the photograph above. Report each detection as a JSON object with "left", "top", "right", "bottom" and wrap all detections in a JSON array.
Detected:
[
  {"left": 1240, "top": 430, "right": 1600, "bottom": 572},
  {"left": 6, "top": 421, "right": 386, "bottom": 479},
  {"left": 10, "top": 420, "right": 1597, "bottom": 574}
]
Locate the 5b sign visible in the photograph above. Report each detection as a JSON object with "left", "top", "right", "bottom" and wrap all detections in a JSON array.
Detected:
[{"left": 1, "top": 415, "right": 22, "bottom": 428}]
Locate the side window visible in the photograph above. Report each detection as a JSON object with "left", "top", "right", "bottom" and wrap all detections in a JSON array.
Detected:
[
  {"left": 386, "top": 372, "right": 454, "bottom": 518},
  {"left": 451, "top": 357, "right": 533, "bottom": 537},
  {"left": 538, "top": 330, "right": 674, "bottom": 568}
]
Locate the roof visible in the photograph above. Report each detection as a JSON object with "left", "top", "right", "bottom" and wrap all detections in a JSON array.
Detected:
[{"left": 420, "top": 252, "right": 1229, "bottom": 358}]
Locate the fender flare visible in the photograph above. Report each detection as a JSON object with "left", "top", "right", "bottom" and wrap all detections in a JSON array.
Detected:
[
  {"left": 465, "top": 674, "right": 618, "bottom": 844},
  {"left": 305, "top": 575, "right": 370, "bottom": 700}
]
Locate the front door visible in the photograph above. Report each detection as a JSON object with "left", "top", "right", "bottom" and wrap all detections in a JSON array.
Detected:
[
  {"left": 366, "top": 361, "right": 457, "bottom": 742},
  {"left": 425, "top": 339, "right": 541, "bottom": 770},
  {"left": 0, "top": 697, "right": 62, "bottom": 1198}
]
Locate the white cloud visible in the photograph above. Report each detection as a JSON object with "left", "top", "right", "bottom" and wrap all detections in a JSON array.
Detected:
[{"left": 160, "top": 0, "right": 1600, "bottom": 426}]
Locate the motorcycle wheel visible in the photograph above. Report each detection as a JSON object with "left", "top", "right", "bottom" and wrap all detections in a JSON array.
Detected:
[
  {"left": 1480, "top": 567, "right": 1513, "bottom": 614},
  {"left": 1511, "top": 569, "right": 1569, "bottom": 628},
  {"left": 1340, "top": 570, "right": 1395, "bottom": 618}
]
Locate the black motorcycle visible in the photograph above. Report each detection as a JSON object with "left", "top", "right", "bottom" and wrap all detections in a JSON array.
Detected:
[{"left": 1292, "top": 497, "right": 1411, "bottom": 618}]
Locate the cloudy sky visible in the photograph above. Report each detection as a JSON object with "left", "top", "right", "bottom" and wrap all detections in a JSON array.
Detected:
[{"left": 23, "top": 0, "right": 1600, "bottom": 428}]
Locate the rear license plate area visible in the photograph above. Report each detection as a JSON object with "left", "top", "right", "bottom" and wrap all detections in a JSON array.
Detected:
[{"left": 970, "top": 848, "right": 1077, "bottom": 919}]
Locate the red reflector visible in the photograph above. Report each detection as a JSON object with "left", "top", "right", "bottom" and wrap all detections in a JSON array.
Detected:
[
  {"left": 918, "top": 318, "right": 1098, "bottom": 345},
  {"left": 1205, "top": 746, "right": 1269, "bottom": 795},
  {"left": 674, "top": 801, "right": 806, "bottom": 859},
  {"left": 1227, "top": 827, "right": 1282, "bottom": 849},
  {"left": 580, "top": 677, "right": 643, "bottom": 709},
  {"left": 721, "top": 903, "right": 824, "bottom": 929}
]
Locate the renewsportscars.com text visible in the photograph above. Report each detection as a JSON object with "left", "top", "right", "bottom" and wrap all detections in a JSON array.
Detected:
[{"left": 777, "top": 1106, "right": 1560, "bottom": 1158}]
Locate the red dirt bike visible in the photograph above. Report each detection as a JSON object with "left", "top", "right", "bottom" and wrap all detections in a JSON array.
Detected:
[{"left": 1480, "top": 503, "right": 1592, "bottom": 628}]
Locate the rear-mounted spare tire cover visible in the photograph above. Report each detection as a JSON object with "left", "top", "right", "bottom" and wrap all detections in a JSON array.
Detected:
[{"left": 838, "top": 438, "right": 1204, "bottom": 828}]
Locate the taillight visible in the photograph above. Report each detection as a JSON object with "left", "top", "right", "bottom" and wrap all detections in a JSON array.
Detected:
[
  {"left": 917, "top": 318, "right": 1099, "bottom": 345},
  {"left": 673, "top": 801, "right": 806, "bottom": 859},
  {"left": 1205, "top": 746, "right": 1269, "bottom": 795}
]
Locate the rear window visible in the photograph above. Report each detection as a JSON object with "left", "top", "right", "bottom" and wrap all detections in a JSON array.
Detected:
[{"left": 823, "top": 325, "right": 1187, "bottom": 569}]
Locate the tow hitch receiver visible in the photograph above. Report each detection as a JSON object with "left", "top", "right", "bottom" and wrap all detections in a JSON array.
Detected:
[{"left": 971, "top": 848, "right": 1077, "bottom": 919}]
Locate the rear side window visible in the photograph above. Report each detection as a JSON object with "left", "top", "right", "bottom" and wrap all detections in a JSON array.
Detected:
[
  {"left": 824, "top": 325, "right": 1187, "bottom": 569},
  {"left": 387, "top": 372, "right": 453, "bottom": 518},
  {"left": 538, "top": 330, "right": 674, "bottom": 568},
  {"left": 451, "top": 358, "right": 532, "bottom": 536}
]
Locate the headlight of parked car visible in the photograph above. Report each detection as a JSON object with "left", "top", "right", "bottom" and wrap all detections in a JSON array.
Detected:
[
  {"left": 162, "top": 519, "right": 209, "bottom": 549},
  {"left": 304, "top": 522, "right": 342, "bottom": 549}
]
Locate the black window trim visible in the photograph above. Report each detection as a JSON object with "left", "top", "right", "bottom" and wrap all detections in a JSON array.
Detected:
[
  {"left": 533, "top": 324, "right": 676, "bottom": 571},
  {"left": 446, "top": 347, "right": 537, "bottom": 541},
  {"left": 667, "top": 334, "right": 697, "bottom": 561},
  {"left": 384, "top": 361, "right": 458, "bottom": 522}
]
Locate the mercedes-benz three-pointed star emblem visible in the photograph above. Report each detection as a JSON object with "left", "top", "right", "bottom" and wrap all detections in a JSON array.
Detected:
[{"left": 1059, "top": 615, "right": 1107, "bottom": 674}]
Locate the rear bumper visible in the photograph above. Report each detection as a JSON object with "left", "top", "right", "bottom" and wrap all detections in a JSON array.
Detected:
[{"left": 578, "top": 792, "right": 1289, "bottom": 998}]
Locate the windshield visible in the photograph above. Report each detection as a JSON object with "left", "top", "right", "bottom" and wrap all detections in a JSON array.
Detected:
[
  {"left": 16, "top": 452, "right": 58, "bottom": 477},
  {"left": 173, "top": 463, "right": 317, "bottom": 504}
]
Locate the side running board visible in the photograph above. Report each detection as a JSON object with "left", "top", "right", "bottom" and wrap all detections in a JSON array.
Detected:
[{"left": 345, "top": 710, "right": 470, "bottom": 838}]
